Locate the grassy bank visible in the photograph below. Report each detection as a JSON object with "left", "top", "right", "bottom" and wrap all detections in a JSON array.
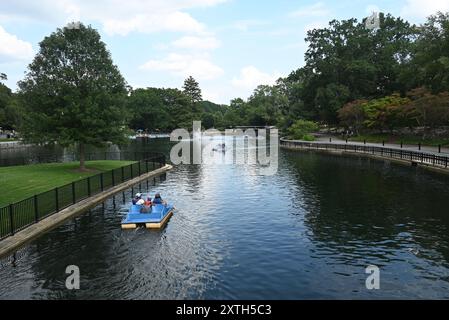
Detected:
[
  {"left": 0, "top": 138, "right": 18, "bottom": 142},
  {"left": 0, "top": 160, "right": 135, "bottom": 207},
  {"left": 348, "top": 134, "right": 449, "bottom": 147}
]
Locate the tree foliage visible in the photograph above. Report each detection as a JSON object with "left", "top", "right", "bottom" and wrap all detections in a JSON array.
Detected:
[
  {"left": 183, "top": 76, "right": 203, "bottom": 104},
  {"left": 287, "top": 120, "right": 319, "bottom": 141},
  {"left": 18, "top": 23, "right": 128, "bottom": 169}
]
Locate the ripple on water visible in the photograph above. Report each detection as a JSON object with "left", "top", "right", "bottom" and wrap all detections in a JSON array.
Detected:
[{"left": 1, "top": 148, "right": 449, "bottom": 299}]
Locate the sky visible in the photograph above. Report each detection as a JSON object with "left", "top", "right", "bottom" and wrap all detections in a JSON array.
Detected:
[{"left": 1, "top": 0, "right": 449, "bottom": 104}]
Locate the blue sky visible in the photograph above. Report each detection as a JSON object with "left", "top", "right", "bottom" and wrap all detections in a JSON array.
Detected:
[{"left": 1, "top": 0, "right": 448, "bottom": 104}]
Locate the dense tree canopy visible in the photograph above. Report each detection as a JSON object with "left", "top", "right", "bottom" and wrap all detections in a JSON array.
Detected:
[
  {"left": 7, "top": 11, "right": 449, "bottom": 146},
  {"left": 18, "top": 23, "right": 128, "bottom": 169},
  {"left": 128, "top": 87, "right": 201, "bottom": 131},
  {"left": 211, "top": 12, "right": 449, "bottom": 137},
  {"left": 0, "top": 74, "right": 21, "bottom": 131}
]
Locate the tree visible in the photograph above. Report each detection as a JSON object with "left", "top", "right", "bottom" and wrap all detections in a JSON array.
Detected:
[
  {"left": 404, "top": 87, "right": 449, "bottom": 135},
  {"left": 297, "top": 14, "right": 417, "bottom": 124},
  {"left": 0, "top": 75, "right": 22, "bottom": 131},
  {"left": 287, "top": 120, "right": 319, "bottom": 141},
  {"left": 0, "top": 82, "right": 12, "bottom": 129},
  {"left": 18, "top": 23, "right": 129, "bottom": 170},
  {"left": 128, "top": 88, "right": 169, "bottom": 132},
  {"left": 183, "top": 76, "right": 202, "bottom": 104},
  {"left": 201, "top": 113, "right": 215, "bottom": 129},
  {"left": 338, "top": 100, "right": 368, "bottom": 134},
  {"left": 411, "top": 13, "right": 449, "bottom": 93}
]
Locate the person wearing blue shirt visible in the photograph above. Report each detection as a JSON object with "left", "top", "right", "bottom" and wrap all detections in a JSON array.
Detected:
[{"left": 153, "top": 193, "right": 166, "bottom": 205}]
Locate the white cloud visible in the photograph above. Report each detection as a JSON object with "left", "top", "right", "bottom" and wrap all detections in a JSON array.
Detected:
[
  {"left": 140, "top": 53, "right": 224, "bottom": 80},
  {"left": 401, "top": 0, "right": 449, "bottom": 20},
  {"left": 0, "top": 0, "right": 228, "bottom": 35},
  {"left": 231, "top": 66, "right": 281, "bottom": 89},
  {"left": 231, "top": 19, "right": 270, "bottom": 32},
  {"left": 102, "top": 11, "right": 205, "bottom": 36},
  {"left": 0, "top": 25, "right": 34, "bottom": 63},
  {"left": 171, "top": 36, "right": 221, "bottom": 50},
  {"left": 289, "top": 2, "right": 331, "bottom": 18}
]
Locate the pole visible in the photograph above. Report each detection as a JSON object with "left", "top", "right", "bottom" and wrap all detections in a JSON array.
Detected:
[
  {"left": 55, "top": 188, "right": 59, "bottom": 212},
  {"left": 34, "top": 195, "right": 39, "bottom": 222},
  {"left": 72, "top": 182, "right": 76, "bottom": 204}
]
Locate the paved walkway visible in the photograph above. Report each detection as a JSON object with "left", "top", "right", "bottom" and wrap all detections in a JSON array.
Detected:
[{"left": 314, "top": 135, "right": 449, "bottom": 156}]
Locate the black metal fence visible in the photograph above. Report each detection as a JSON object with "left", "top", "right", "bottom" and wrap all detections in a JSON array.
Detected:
[
  {"left": 0, "top": 151, "right": 160, "bottom": 168},
  {"left": 280, "top": 139, "right": 449, "bottom": 169},
  {"left": 0, "top": 153, "right": 166, "bottom": 240}
]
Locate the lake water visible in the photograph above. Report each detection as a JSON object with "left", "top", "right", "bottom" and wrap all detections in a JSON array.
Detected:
[{"left": 1, "top": 139, "right": 449, "bottom": 299}]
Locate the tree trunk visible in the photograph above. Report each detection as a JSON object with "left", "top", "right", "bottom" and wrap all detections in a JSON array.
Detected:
[{"left": 79, "top": 142, "right": 86, "bottom": 171}]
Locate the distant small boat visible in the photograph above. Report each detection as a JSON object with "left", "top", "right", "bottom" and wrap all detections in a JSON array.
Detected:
[
  {"left": 212, "top": 144, "right": 226, "bottom": 152},
  {"left": 121, "top": 203, "right": 174, "bottom": 229}
]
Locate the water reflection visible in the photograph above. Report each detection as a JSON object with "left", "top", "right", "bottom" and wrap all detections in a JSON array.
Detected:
[{"left": 1, "top": 141, "right": 449, "bottom": 299}]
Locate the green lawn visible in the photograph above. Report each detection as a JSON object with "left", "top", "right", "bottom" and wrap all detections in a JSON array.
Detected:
[
  {"left": 348, "top": 134, "right": 449, "bottom": 147},
  {"left": 0, "top": 138, "right": 18, "bottom": 142},
  {"left": 0, "top": 160, "right": 135, "bottom": 207}
]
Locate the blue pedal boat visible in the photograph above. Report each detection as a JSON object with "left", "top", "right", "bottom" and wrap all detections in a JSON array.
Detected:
[{"left": 121, "top": 204, "right": 175, "bottom": 230}]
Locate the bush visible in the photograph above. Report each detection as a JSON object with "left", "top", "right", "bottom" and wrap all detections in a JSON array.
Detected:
[{"left": 287, "top": 120, "right": 319, "bottom": 141}]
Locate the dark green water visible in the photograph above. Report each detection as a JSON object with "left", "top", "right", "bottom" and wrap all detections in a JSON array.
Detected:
[{"left": 1, "top": 139, "right": 449, "bottom": 299}]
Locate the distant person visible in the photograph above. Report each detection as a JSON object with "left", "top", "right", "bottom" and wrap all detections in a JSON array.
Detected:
[{"left": 144, "top": 197, "right": 152, "bottom": 207}]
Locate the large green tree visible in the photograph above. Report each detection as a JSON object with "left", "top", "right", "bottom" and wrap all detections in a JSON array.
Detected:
[
  {"left": 290, "top": 14, "right": 417, "bottom": 124},
  {"left": 18, "top": 23, "right": 128, "bottom": 170}
]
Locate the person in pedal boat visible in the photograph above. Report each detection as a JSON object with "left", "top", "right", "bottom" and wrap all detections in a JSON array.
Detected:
[
  {"left": 137, "top": 199, "right": 151, "bottom": 213},
  {"left": 132, "top": 193, "right": 142, "bottom": 205},
  {"left": 152, "top": 193, "right": 167, "bottom": 206}
]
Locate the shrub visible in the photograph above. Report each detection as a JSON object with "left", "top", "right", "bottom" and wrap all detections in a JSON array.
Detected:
[{"left": 287, "top": 120, "right": 319, "bottom": 140}]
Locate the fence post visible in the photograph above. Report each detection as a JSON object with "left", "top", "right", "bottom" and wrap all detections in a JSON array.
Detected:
[
  {"left": 146, "top": 160, "right": 149, "bottom": 173},
  {"left": 439, "top": 145, "right": 441, "bottom": 154},
  {"left": 72, "top": 182, "right": 76, "bottom": 204},
  {"left": 87, "top": 177, "right": 91, "bottom": 197},
  {"left": 55, "top": 188, "right": 59, "bottom": 212},
  {"left": 9, "top": 204, "right": 14, "bottom": 236},
  {"left": 112, "top": 170, "right": 115, "bottom": 186},
  {"left": 401, "top": 142, "right": 403, "bottom": 149},
  {"left": 34, "top": 195, "right": 39, "bottom": 222},
  {"left": 138, "top": 161, "right": 141, "bottom": 176},
  {"left": 418, "top": 143, "right": 421, "bottom": 151},
  {"left": 100, "top": 173, "right": 104, "bottom": 191},
  {"left": 130, "top": 164, "right": 133, "bottom": 178},
  {"left": 121, "top": 166, "right": 125, "bottom": 181}
]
